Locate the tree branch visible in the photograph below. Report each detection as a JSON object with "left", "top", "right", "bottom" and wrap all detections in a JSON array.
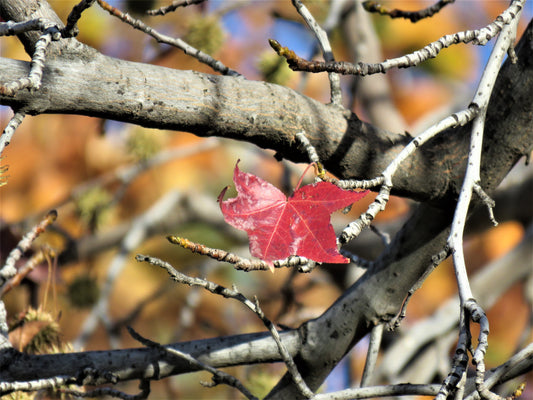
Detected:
[
  {"left": 0, "top": 0, "right": 532, "bottom": 397},
  {"left": 0, "top": 21, "right": 531, "bottom": 206},
  {"left": 0, "top": 1, "right": 531, "bottom": 206},
  {"left": 0, "top": 33, "right": 530, "bottom": 204},
  {"left": 0, "top": 330, "right": 300, "bottom": 384}
]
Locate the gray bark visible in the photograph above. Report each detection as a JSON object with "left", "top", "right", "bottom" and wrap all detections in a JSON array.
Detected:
[
  {"left": 0, "top": 5, "right": 531, "bottom": 205},
  {"left": 0, "top": 0, "right": 532, "bottom": 397}
]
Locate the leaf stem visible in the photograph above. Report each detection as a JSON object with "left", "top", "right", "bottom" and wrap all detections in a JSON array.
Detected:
[{"left": 294, "top": 162, "right": 316, "bottom": 192}]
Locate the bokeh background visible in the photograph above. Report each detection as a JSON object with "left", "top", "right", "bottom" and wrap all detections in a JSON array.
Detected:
[{"left": 1, "top": 1, "right": 532, "bottom": 398}]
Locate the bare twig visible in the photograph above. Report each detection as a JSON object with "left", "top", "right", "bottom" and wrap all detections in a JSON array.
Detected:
[
  {"left": 62, "top": 0, "right": 96, "bottom": 38},
  {"left": 96, "top": 0, "right": 240, "bottom": 77},
  {"left": 338, "top": 184, "right": 390, "bottom": 245},
  {"left": 291, "top": 0, "right": 342, "bottom": 105},
  {"left": 313, "top": 383, "right": 441, "bottom": 400},
  {"left": 127, "top": 327, "right": 256, "bottom": 399},
  {"left": 388, "top": 246, "right": 450, "bottom": 331},
  {"left": 167, "top": 236, "right": 276, "bottom": 272},
  {"left": 0, "top": 302, "right": 10, "bottom": 350},
  {"left": 0, "top": 206, "right": 53, "bottom": 352},
  {"left": 270, "top": 0, "right": 524, "bottom": 76},
  {"left": 0, "top": 20, "right": 61, "bottom": 96},
  {"left": 339, "top": 106, "right": 478, "bottom": 246},
  {"left": 382, "top": 108, "right": 478, "bottom": 189},
  {"left": 437, "top": 307, "right": 471, "bottom": 399},
  {"left": 362, "top": 0, "right": 455, "bottom": 23},
  {"left": 62, "top": 379, "right": 150, "bottom": 400},
  {"left": 369, "top": 224, "right": 390, "bottom": 246},
  {"left": 0, "top": 19, "right": 52, "bottom": 36},
  {"left": 443, "top": 7, "right": 523, "bottom": 398},
  {"left": 1, "top": 246, "right": 56, "bottom": 296},
  {"left": 338, "top": 249, "right": 374, "bottom": 269},
  {"left": 464, "top": 343, "right": 533, "bottom": 400},
  {"left": 466, "top": 300, "right": 493, "bottom": 400},
  {"left": 377, "top": 226, "right": 532, "bottom": 382},
  {"left": 250, "top": 296, "right": 314, "bottom": 399},
  {"left": 136, "top": 254, "right": 314, "bottom": 398},
  {"left": 167, "top": 236, "right": 311, "bottom": 272},
  {"left": 0, "top": 210, "right": 57, "bottom": 288},
  {"left": 147, "top": 0, "right": 206, "bottom": 16},
  {"left": 295, "top": 131, "right": 320, "bottom": 165},
  {"left": 360, "top": 323, "right": 384, "bottom": 387},
  {"left": 473, "top": 182, "right": 498, "bottom": 227},
  {"left": 0, "top": 376, "right": 76, "bottom": 394},
  {"left": 343, "top": 1, "right": 407, "bottom": 132},
  {"left": 323, "top": 175, "right": 385, "bottom": 191},
  {"left": 295, "top": 131, "right": 384, "bottom": 194},
  {"left": 0, "top": 111, "right": 25, "bottom": 156}
]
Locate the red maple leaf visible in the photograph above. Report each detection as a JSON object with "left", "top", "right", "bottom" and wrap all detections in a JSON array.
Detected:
[{"left": 218, "top": 162, "right": 368, "bottom": 265}]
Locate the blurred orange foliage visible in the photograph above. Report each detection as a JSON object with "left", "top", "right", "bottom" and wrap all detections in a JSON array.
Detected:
[{"left": 1, "top": 0, "right": 530, "bottom": 397}]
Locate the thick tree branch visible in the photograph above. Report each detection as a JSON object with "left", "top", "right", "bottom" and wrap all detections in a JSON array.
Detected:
[
  {"left": 0, "top": 37, "right": 531, "bottom": 205},
  {"left": 0, "top": 0, "right": 532, "bottom": 397},
  {"left": 0, "top": 54, "right": 407, "bottom": 188},
  {"left": 0, "top": 330, "right": 299, "bottom": 384},
  {"left": 0, "top": 0, "right": 531, "bottom": 205}
]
